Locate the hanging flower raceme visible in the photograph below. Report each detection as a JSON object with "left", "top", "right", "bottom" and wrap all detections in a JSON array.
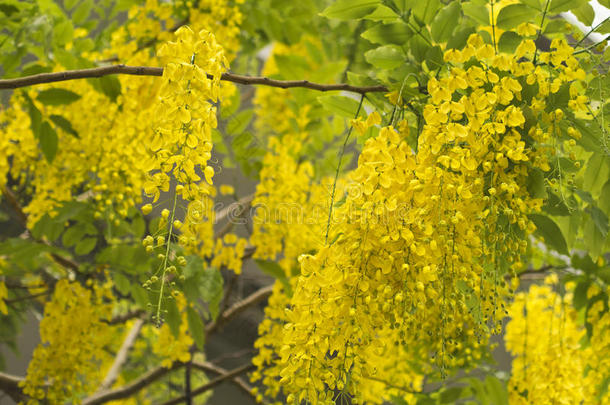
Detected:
[
  {"left": 504, "top": 276, "right": 609, "bottom": 405},
  {"left": 20, "top": 280, "right": 115, "bottom": 403},
  {"left": 144, "top": 26, "right": 227, "bottom": 202},
  {"left": 251, "top": 31, "right": 589, "bottom": 404}
]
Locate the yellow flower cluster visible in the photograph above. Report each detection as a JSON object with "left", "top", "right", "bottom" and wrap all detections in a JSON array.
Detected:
[
  {"left": 144, "top": 26, "right": 227, "bottom": 202},
  {"left": 505, "top": 276, "right": 610, "bottom": 404},
  {"left": 211, "top": 233, "right": 248, "bottom": 274},
  {"left": 152, "top": 293, "right": 194, "bottom": 368},
  {"left": 21, "top": 280, "right": 115, "bottom": 403},
  {"left": 251, "top": 31, "right": 588, "bottom": 403},
  {"left": 0, "top": 0, "right": 242, "bottom": 228},
  {"left": 250, "top": 135, "right": 336, "bottom": 275}
]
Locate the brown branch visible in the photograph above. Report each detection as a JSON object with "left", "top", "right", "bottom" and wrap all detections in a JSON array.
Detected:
[
  {"left": 0, "top": 65, "right": 389, "bottom": 94},
  {"left": 82, "top": 362, "right": 182, "bottom": 405},
  {"left": 190, "top": 361, "right": 255, "bottom": 401},
  {"left": 205, "top": 284, "right": 273, "bottom": 336},
  {"left": 159, "top": 363, "right": 256, "bottom": 405},
  {"left": 215, "top": 193, "right": 254, "bottom": 225},
  {"left": 98, "top": 318, "right": 145, "bottom": 392},
  {"left": 106, "top": 309, "right": 146, "bottom": 325},
  {"left": 0, "top": 372, "right": 27, "bottom": 403},
  {"left": 5, "top": 290, "right": 50, "bottom": 304}
]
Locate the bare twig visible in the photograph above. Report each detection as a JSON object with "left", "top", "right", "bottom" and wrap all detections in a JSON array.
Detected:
[
  {"left": 0, "top": 65, "right": 389, "bottom": 94},
  {"left": 98, "top": 318, "right": 145, "bottom": 391},
  {"left": 0, "top": 372, "right": 27, "bottom": 403},
  {"left": 205, "top": 284, "right": 274, "bottom": 336},
  {"left": 190, "top": 361, "right": 255, "bottom": 400},
  {"left": 159, "top": 363, "right": 256, "bottom": 405},
  {"left": 82, "top": 362, "right": 182, "bottom": 405},
  {"left": 5, "top": 290, "right": 50, "bottom": 304},
  {"left": 209, "top": 348, "right": 254, "bottom": 365},
  {"left": 215, "top": 193, "right": 254, "bottom": 225},
  {"left": 106, "top": 309, "right": 146, "bottom": 325}
]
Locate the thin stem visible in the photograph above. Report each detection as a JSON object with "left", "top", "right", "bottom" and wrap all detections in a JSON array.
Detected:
[
  {"left": 573, "top": 35, "right": 610, "bottom": 55},
  {"left": 0, "top": 65, "right": 389, "bottom": 94},
  {"left": 575, "top": 16, "right": 610, "bottom": 47},
  {"left": 491, "top": 0, "right": 497, "bottom": 54},
  {"left": 533, "top": 0, "right": 551, "bottom": 65},
  {"left": 159, "top": 363, "right": 256, "bottom": 405},
  {"left": 98, "top": 319, "right": 145, "bottom": 391},
  {"left": 325, "top": 94, "right": 365, "bottom": 244},
  {"left": 155, "top": 192, "right": 178, "bottom": 326}
]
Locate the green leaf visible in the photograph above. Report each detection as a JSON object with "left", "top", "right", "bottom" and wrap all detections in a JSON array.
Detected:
[
  {"left": 363, "top": 4, "right": 400, "bottom": 22},
  {"left": 226, "top": 109, "right": 254, "bottom": 135},
  {"left": 520, "top": 0, "right": 543, "bottom": 10},
  {"left": 131, "top": 285, "right": 149, "bottom": 308},
  {"left": 572, "top": 2, "right": 595, "bottom": 26},
  {"left": 584, "top": 215, "right": 605, "bottom": 259},
  {"left": 424, "top": 45, "right": 444, "bottom": 70},
  {"left": 62, "top": 224, "right": 87, "bottom": 247},
  {"left": 600, "top": 180, "right": 610, "bottom": 217},
  {"left": 529, "top": 214, "right": 569, "bottom": 255},
  {"left": 484, "top": 375, "right": 508, "bottom": 405},
  {"left": 64, "top": 0, "right": 79, "bottom": 10},
  {"left": 187, "top": 307, "right": 205, "bottom": 350},
  {"left": 599, "top": 0, "right": 610, "bottom": 7},
  {"left": 199, "top": 268, "right": 224, "bottom": 320},
  {"left": 549, "top": 0, "right": 585, "bottom": 13},
  {"left": 320, "top": 0, "right": 380, "bottom": 20},
  {"left": 440, "top": 387, "right": 465, "bottom": 403},
  {"left": 589, "top": 205, "right": 609, "bottom": 238},
  {"left": 526, "top": 168, "right": 547, "bottom": 199},
  {"left": 165, "top": 299, "right": 181, "bottom": 338},
  {"left": 584, "top": 154, "right": 610, "bottom": 195},
  {"left": 49, "top": 115, "right": 79, "bottom": 138},
  {"left": 113, "top": 272, "right": 130, "bottom": 295},
  {"left": 220, "top": 87, "right": 241, "bottom": 119},
  {"left": 463, "top": 0, "right": 489, "bottom": 25},
  {"left": 53, "top": 19, "right": 74, "bottom": 46},
  {"left": 497, "top": 4, "right": 534, "bottom": 30},
  {"left": 37, "top": 88, "right": 81, "bottom": 106},
  {"left": 98, "top": 75, "right": 122, "bottom": 102},
  {"left": 364, "top": 44, "right": 404, "bottom": 69},
  {"left": 447, "top": 26, "right": 476, "bottom": 50},
  {"left": 498, "top": 31, "right": 522, "bottom": 53},
  {"left": 31, "top": 214, "right": 64, "bottom": 241},
  {"left": 24, "top": 94, "right": 43, "bottom": 137},
  {"left": 361, "top": 22, "right": 412, "bottom": 45},
  {"left": 573, "top": 280, "right": 591, "bottom": 310},
  {"left": 39, "top": 121, "right": 58, "bottom": 163},
  {"left": 430, "top": 1, "right": 461, "bottom": 43},
  {"left": 572, "top": 252, "right": 598, "bottom": 274},
  {"left": 317, "top": 95, "right": 364, "bottom": 118},
  {"left": 255, "top": 259, "right": 292, "bottom": 295},
  {"left": 74, "top": 236, "right": 96, "bottom": 255},
  {"left": 412, "top": 0, "right": 440, "bottom": 24},
  {"left": 72, "top": 0, "right": 93, "bottom": 25}
]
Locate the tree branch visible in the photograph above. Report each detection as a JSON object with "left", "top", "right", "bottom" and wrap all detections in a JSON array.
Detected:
[
  {"left": 106, "top": 309, "right": 146, "bottom": 325},
  {"left": 205, "top": 284, "right": 274, "bottom": 336},
  {"left": 0, "top": 371, "right": 27, "bottom": 403},
  {"left": 0, "top": 65, "right": 389, "bottom": 94},
  {"left": 98, "top": 318, "right": 145, "bottom": 392},
  {"left": 159, "top": 363, "right": 256, "bottom": 405},
  {"left": 83, "top": 362, "right": 183, "bottom": 405},
  {"left": 190, "top": 361, "right": 255, "bottom": 401}
]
